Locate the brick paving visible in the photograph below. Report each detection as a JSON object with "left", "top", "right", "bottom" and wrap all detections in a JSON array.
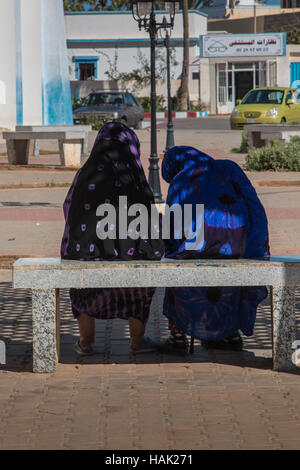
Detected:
[
  {"left": 0, "top": 130, "right": 300, "bottom": 450},
  {"left": 1, "top": 285, "right": 300, "bottom": 450}
]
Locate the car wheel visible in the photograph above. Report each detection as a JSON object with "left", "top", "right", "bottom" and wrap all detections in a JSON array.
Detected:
[{"left": 134, "top": 120, "right": 143, "bottom": 130}]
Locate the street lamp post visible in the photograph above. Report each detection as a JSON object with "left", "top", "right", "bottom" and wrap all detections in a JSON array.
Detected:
[
  {"left": 161, "top": 28, "right": 175, "bottom": 151},
  {"left": 130, "top": 1, "right": 179, "bottom": 203}
]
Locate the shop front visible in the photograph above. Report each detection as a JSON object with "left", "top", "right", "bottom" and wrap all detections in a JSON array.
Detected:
[{"left": 200, "top": 33, "right": 286, "bottom": 114}]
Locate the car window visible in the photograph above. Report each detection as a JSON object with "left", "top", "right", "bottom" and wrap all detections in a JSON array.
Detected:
[
  {"left": 293, "top": 90, "right": 300, "bottom": 103},
  {"left": 87, "top": 93, "right": 124, "bottom": 106},
  {"left": 242, "top": 89, "right": 284, "bottom": 105},
  {"left": 87, "top": 94, "right": 105, "bottom": 106},
  {"left": 130, "top": 94, "right": 139, "bottom": 106},
  {"left": 125, "top": 94, "right": 136, "bottom": 106},
  {"left": 285, "top": 91, "right": 293, "bottom": 103}
]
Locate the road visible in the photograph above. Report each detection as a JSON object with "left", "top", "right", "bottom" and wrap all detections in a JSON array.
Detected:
[{"left": 148, "top": 116, "right": 232, "bottom": 131}]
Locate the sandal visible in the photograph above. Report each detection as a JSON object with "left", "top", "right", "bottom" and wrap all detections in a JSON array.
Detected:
[
  {"left": 73, "top": 340, "right": 103, "bottom": 357},
  {"left": 130, "top": 336, "right": 159, "bottom": 354},
  {"left": 201, "top": 331, "right": 243, "bottom": 351},
  {"left": 157, "top": 331, "right": 189, "bottom": 355}
]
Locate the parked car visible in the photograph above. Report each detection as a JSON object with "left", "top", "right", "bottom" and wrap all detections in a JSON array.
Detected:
[
  {"left": 73, "top": 91, "right": 144, "bottom": 129},
  {"left": 230, "top": 87, "right": 300, "bottom": 130}
]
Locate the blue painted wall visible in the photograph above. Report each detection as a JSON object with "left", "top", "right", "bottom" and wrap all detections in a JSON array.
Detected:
[
  {"left": 290, "top": 63, "right": 300, "bottom": 89},
  {"left": 14, "top": 0, "right": 23, "bottom": 126},
  {"left": 41, "top": 0, "right": 73, "bottom": 125}
]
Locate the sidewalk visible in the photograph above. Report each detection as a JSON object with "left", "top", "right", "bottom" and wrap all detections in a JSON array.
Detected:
[
  {"left": 0, "top": 129, "right": 300, "bottom": 450},
  {"left": 0, "top": 284, "right": 300, "bottom": 450}
]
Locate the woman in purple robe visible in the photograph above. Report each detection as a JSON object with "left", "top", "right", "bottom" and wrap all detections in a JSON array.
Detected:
[{"left": 60, "top": 122, "right": 163, "bottom": 355}]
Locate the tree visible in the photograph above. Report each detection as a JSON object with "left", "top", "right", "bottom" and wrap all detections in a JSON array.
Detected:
[
  {"left": 177, "top": 0, "right": 189, "bottom": 110},
  {"left": 176, "top": 0, "right": 213, "bottom": 111},
  {"left": 64, "top": 0, "right": 213, "bottom": 110},
  {"left": 64, "top": 0, "right": 130, "bottom": 11},
  {"left": 148, "top": 1, "right": 211, "bottom": 111},
  {"left": 102, "top": 46, "right": 178, "bottom": 91}
]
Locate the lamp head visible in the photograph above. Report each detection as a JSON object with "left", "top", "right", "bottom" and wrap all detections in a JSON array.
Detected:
[{"left": 130, "top": 1, "right": 180, "bottom": 23}]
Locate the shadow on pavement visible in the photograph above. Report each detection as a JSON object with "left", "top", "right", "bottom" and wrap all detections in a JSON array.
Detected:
[{"left": 0, "top": 283, "right": 299, "bottom": 374}]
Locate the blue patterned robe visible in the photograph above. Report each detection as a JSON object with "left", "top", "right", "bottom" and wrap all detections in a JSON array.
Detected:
[{"left": 162, "top": 146, "right": 269, "bottom": 341}]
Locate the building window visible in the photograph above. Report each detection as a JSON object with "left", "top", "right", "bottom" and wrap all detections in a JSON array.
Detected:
[
  {"left": 281, "top": 0, "right": 300, "bottom": 6},
  {"left": 73, "top": 57, "right": 99, "bottom": 80},
  {"left": 79, "top": 63, "right": 95, "bottom": 80}
]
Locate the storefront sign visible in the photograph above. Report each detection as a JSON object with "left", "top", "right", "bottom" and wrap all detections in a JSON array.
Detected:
[{"left": 200, "top": 33, "right": 286, "bottom": 58}]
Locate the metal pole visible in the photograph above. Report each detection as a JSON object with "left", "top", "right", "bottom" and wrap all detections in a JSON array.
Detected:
[
  {"left": 148, "top": 12, "right": 163, "bottom": 203},
  {"left": 165, "top": 31, "right": 175, "bottom": 152},
  {"left": 198, "top": 68, "right": 201, "bottom": 108},
  {"left": 253, "top": 2, "right": 257, "bottom": 34}
]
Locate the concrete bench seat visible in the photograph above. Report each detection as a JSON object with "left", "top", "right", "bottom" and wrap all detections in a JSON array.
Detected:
[
  {"left": 13, "top": 256, "right": 300, "bottom": 373},
  {"left": 3, "top": 129, "right": 88, "bottom": 167},
  {"left": 15, "top": 125, "right": 91, "bottom": 157},
  {"left": 245, "top": 124, "right": 300, "bottom": 148}
]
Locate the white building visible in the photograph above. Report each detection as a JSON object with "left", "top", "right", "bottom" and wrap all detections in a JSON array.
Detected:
[
  {"left": 1, "top": 3, "right": 298, "bottom": 126},
  {"left": 65, "top": 10, "right": 208, "bottom": 105},
  {"left": 200, "top": 32, "right": 290, "bottom": 114},
  {"left": 0, "top": 0, "right": 72, "bottom": 130},
  {"left": 65, "top": 10, "right": 297, "bottom": 115}
]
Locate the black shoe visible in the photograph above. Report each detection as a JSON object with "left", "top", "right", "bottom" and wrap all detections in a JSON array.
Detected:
[
  {"left": 157, "top": 332, "right": 189, "bottom": 355},
  {"left": 201, "top": 331, "right": 243, "bottom": 351}
]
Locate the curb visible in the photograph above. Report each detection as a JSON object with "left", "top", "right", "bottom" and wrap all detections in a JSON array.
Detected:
[
  {"left": 144, "top": 111, "right": 209, "bottom": 119},
  {"left": 0, "top": 164, "right": 79, "bottom": 172},
  {"left": 254, "top": 180, "right": 300, "bottom": 187},
  {"left": 0, "top": 182, "right": 71, "bottom": 190}
]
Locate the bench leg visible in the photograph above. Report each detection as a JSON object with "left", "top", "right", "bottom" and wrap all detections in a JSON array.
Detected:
[
  {"left": 271, "top": 286, "right": 296, "bottom": 372},
  {"left": 34, "top": 139, "right": 40, "bottom": 157},
  {"left": 83, "top": 132, "right": 89, "bottom": 156},
  {"left": 6, "top": 140, "right": 30, "bottom": 165},
  {"left": 58, "top": 139, "right": 81, "bottom": 167},
  {"left": 32, "top": 289, "right": 60, "bottom": 373},
  {"left": 28, "top": 140, "right": 40, "bottom": 157},
  {"left": 247, "top": 131, "right": 265, "bottom": 149}
]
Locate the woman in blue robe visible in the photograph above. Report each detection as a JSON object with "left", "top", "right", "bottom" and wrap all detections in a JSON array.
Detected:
[{"left": 160, "top": 146, "right": 269, "bottom": 353}]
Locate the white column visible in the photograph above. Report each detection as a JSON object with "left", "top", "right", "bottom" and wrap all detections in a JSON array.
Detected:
[
  {"left": 20, "top": 0, "right": 43, "bottom": 125},
  {"left": 0, "top": 0, "right": 17, "bottom": 129}
]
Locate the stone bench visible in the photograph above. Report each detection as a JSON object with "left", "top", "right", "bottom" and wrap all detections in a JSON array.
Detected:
[
  {"left": 15, "top": 125, "right": 92, "bottom": 157},
  {"left": 3, "top": 130, "right": 87, "bottom": 167},
  {"left": 245, "top": 124, "right": 300, "bottom": 148},
  {"left": 13, "top": 256, "right": 300, "bottom": 373}
]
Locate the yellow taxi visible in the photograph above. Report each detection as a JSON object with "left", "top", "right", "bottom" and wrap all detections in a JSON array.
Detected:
[{"left": 230, "top": 87, "right": 300, "bottom": 130}]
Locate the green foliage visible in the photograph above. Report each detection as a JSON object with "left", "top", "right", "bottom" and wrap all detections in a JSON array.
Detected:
[
  {"left": 231, "top": 131, "right": 249, "bottom": 153},
  {"left": 64, "top": 0, "right": 211, "bottom": 11},
  {"left": 245, "top": 136, "right": 300, "bottom": 171},
  {"left": 74, "top": 114, "right": 110, "bottom": 130},
  {"left": 187, "top": 100, "right": 206, "bottom": 112},
  {"left": 115, "top": 47, "right": 178, "bottom": 92},
  {"left": 72, "top": 96, "right": 87, "bottom": 110},
  {"left": 169, "top": 96, "right": 205, "bottom": 111},
  {"left": 64, "top": 0, "right": 129, "bottom": 11},
  {"left": 138, "top": 95, "right": 166, "bottom": 112},
  {"left": 278, "top": 26, "right": 300, "bottom": 45}
]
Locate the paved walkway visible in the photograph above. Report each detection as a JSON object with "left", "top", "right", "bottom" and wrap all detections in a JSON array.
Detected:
[
  {"left": 1, "top": 128, "right": 300, "bottom": 450},
  {"left": 1, "top": 285, "right": 300, "bottom": 450}
]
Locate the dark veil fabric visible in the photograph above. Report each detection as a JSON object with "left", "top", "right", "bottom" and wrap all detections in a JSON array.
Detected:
[
  {"left": 61, "top": 122, "right": 163, "bottom": 261},
  {"left": 60, "top": 122, "right": 164, "bottom": 322},
  {"left": 162, "top": 145, "right": 269, "bottom": 341}
]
